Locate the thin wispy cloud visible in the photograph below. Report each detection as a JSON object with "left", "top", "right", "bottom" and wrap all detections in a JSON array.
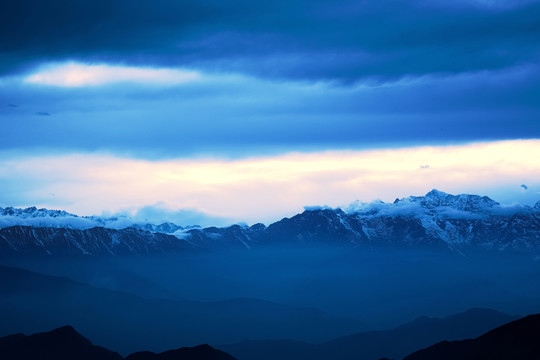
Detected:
[{"left": 24, "top": 62, "right": 201, "bottom": 87}]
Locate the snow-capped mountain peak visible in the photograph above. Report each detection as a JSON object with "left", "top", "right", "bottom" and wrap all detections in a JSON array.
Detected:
[
  {"left": 0, "top": 206, "right": 78, "bottom": 218},
  {"left": 400, "top": 189, "right": 500, "bottom": 212},
  {"left": 0, "top": 206, "right": 185, "bottom": 234}
]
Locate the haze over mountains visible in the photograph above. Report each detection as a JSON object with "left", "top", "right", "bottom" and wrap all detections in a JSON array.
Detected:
[
  {"left": 0, "top": 264, "right": 363, "bottom": 354},
  {"left": 0, "top": 263, "right": 533, "bottom": 359}
]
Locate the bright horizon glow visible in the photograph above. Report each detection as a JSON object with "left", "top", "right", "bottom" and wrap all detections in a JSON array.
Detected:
[
  {"left": 24, "top": 62, "right": 201, "bottom": 87},
  {"left": 1, "top": 140, "right": 540, "bottom": 225}
]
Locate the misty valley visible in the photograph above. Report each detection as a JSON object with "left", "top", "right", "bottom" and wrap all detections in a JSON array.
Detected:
[{"left": 1, "top": 190, "right": 540, "bottom": 359}]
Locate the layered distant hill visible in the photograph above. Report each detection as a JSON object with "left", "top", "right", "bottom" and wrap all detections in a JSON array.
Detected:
[
  {"left": 218, "top": 308, "right": 521, "bottom": 360},
  {"left": 1, "top": 189, "right": 540, "bottom": 256},
  {"left": 0, "top": 265, "right": 362, "bottom": 354},
  {"left": 2, "top": 312, "right": 539, "bottom": 360}
]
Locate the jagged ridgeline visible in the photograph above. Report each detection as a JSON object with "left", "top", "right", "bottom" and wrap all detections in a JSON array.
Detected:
[{"left": 1, "top": 190, "right": 540, "bottom": 256}]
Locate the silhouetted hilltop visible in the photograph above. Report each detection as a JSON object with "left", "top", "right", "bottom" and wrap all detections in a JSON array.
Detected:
[
  {"left": 126, "top": 344, "right": 236, "bottom": 360},
  {"left": 0, "top": 326, "right": 236, "bottom": 360},
  {"left": 0, "top": 325, "right": 122, "bottom": 360},
  {"left": 403, "top": 313, "right": 540, "bottom": 360}
]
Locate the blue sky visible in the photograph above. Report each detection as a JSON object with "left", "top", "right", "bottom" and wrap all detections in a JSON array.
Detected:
[{"left": 1, "top": 0, "right": 540, "bottom": 225}]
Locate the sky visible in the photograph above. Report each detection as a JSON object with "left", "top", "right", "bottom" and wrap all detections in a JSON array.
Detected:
[{"left": 1, "top": 0, "right": 540, "bottom": 226}]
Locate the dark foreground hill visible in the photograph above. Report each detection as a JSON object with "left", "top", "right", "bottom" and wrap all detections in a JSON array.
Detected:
[
  {"left": 403, "top": 313, "right": 540, "bottom": 360},
  {"left": 0, "top": 326, "right": 121, "bottom": 360},
  {"left": 0, "top": 326, "right": 235, "bottom": 360}
]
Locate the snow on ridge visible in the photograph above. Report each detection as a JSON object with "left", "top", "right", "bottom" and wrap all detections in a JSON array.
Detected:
[
  {"left": 403, "top": 189, "right": 500, "bottom": 212},
  {"left": 303, "top": 205, "right": 334, "bottom": 211},
  {"left": 344, "top": 189, "right": 538, "bottom": 219},
  {"left": 0, "top": 206, "right": 184, "bottom": 233},
  {"left": 2, "top": 189, "right": 539, "bottom": 234},
  {"left": 0, "top": 206, "right": 78, "bottom": 218},
  {"left": 0, "top": 215, "right": 97, "bottom": 230}
]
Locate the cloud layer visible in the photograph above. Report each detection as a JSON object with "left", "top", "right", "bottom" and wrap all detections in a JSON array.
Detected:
[{"left": 2, "top": 62, "right": 539, "bottom": 157}]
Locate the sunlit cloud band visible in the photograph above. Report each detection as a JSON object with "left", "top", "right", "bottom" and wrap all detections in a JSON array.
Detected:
[
  {"left": 1, "top": 140, "right": 539, "bottom": 225},
  {"left": 24, "top": 62, "right": 201, "bottom": 87}
]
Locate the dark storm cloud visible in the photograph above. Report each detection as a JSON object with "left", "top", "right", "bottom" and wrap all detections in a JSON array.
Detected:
[{"left": 2, "top": 0, "right": 540, "bottom": 82}]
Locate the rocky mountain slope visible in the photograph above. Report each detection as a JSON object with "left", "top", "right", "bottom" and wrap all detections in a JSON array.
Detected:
[
  {"left": 0, "top": 226, "right": 192, "bottom": 256},
  {"left": 188, "top": 189, "right": 540, "bottom": 253}
]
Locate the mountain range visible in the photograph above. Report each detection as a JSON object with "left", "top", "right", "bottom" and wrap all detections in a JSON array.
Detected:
[{"left": 1, "top": 190, "right": 540, "bottom": 256}]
